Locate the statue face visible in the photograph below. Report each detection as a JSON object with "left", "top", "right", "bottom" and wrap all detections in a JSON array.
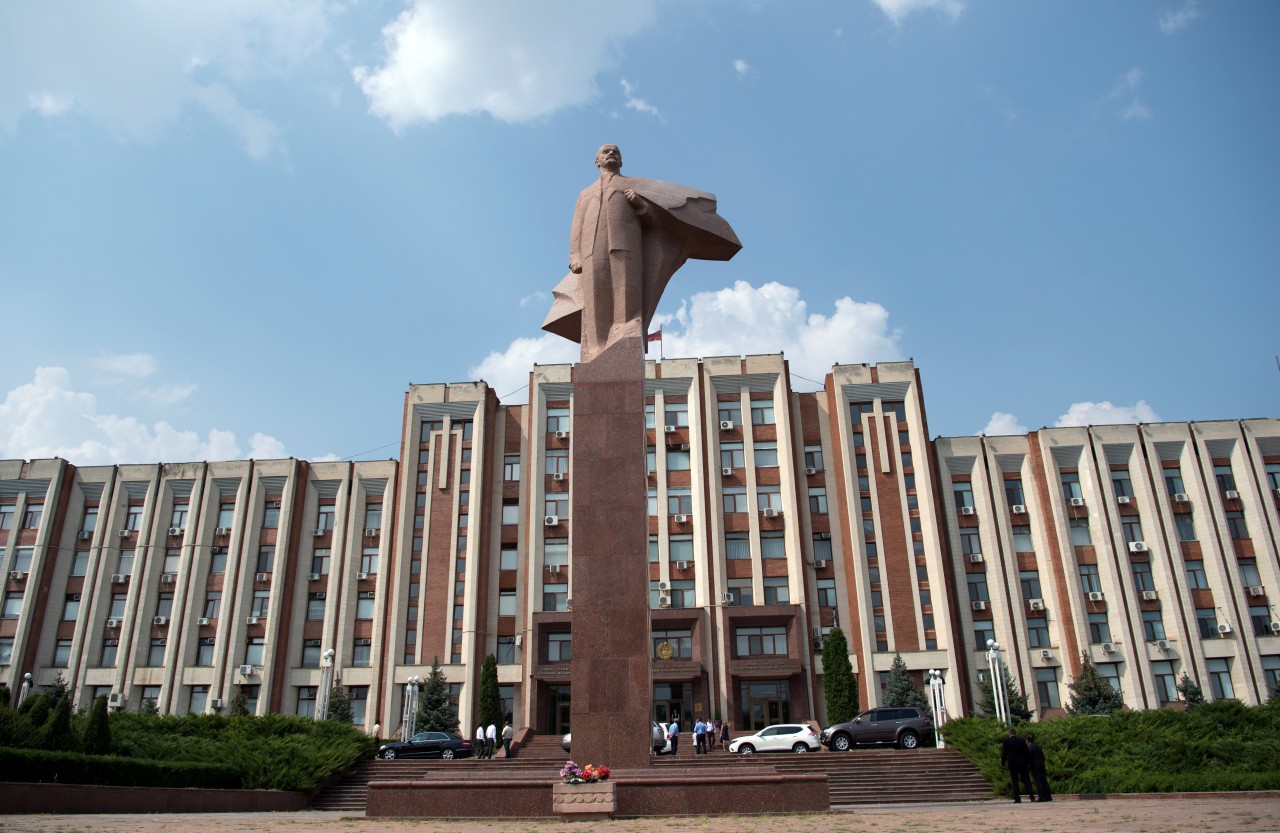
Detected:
[{"left": 595, "top": 144, "right": 622, "bottom": 170}]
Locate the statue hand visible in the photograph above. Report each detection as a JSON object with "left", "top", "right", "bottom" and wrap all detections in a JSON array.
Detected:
[
  {"left": 625, "top": 188, "right": 642, "bottom": 206},
  {"left": 569, "top": 259, "right": 582, "bottom": 273}
]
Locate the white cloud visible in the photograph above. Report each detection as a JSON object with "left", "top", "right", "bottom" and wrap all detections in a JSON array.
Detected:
[
  {"left": 1100, "top": 68, "right": 1150, "bottom": 122},
  {"left": 0, "top": 367, "right": 283, "bottom": 466},
  {"left": 135, "top": 384, "right": 199, "bottom": 408},
  {"left": 90, "top": 352, "right": 158, "bottom": 380},
  {"left": 0, "top": 1, "right": 330, "bottom": 159},
  {"left": 519, "top": 291, "right": 549, "bottom": 308},
  {"left": 1159, "top": 1, "right": 1199, "bottom": 34},
  {"left": 1121, "top": 98, "right": 1151, "bottom": 121},
  {"left": 469, "top": 334, "right": 581, "bottom": 401},
  {"left": 733, "top": 59, "right": 751, "bottom": 77},
  {"left": 1054, "top": 400, "right": 1160, "bottom": 428},
  {"left": 248, "top": 432, "right": 287, "bottom": 459},
  {"left": 871, "top": 0, "right": 964, "bottom": 25},
  {"left": 620, "top": 78, "right": 663, "bottom": 121},
  {"left": 354, "top": 0, "right": 659, "bottom": 129},
  {"left": 981, "top": 412, "right": 1029, "bottom": 436},
  {"left": 190, "top": 83, "right": 287, "bottom": 162}
]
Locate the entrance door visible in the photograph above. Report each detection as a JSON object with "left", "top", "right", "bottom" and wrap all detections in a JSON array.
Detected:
[
  {"left": 740, "top": 680, "right": 791, "bottom": 730},
  {"left": 652, "top": 682, "right": 690, "bottom": 729},
  {"left": 549, "top": 685, "right": 571, "bottom": 734}
]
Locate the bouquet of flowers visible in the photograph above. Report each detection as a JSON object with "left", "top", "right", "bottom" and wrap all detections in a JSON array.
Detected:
[{"left": 560, "top": 760, "right": 611, "bottom": 784}]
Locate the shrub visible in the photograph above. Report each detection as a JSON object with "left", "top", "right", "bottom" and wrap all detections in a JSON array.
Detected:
[
  {"left": 81, "top": 695, "right": 112, "bottom": 756},
  {"left": 0, "top": 746, "right": 241, "bottom": 789}
]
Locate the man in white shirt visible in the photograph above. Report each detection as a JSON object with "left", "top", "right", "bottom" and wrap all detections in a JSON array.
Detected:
[
  {"left": 486, "top": 722, "right": 497, "bottom": 759},
  {"left": 475, "top": 725, "right": 487, "bottom": 759},
  {"left": 667, "top": 718, "right": 680, "bottom": 756}
]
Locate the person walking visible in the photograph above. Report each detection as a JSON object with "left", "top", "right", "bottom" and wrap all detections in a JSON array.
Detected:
[
  {"left": 667, "top": 717, "right": 680, "bottom": 756},
  {"left": 502, "top": 722, "right": 513, "bottom": 758},
  {"left": 999, "top": 728, "right": 1035, "bottom": 803},
  {"left": 694, "top": 717, "right": 706, "bottom": 755},
  {"left": 475, "top": 724, "right": 488, "bottom": 759},
  {"left": 485, "top": 722, "right": 497, "bottom": 760},
  {"left": 720, "top": 720, "right": 730, "bottom": 752},
  {"left": 1026, "top": 733, "right": 1052, "bottom": 802}
]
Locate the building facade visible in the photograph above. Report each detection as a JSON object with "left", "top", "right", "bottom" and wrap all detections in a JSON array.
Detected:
[{"left": 2, "top": 357, "right": 1277, "bottom": 735}]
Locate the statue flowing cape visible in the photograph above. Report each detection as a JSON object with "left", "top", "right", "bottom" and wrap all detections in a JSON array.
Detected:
[{"left": 542, "top": 178, "right": 742, "bottom": 344}]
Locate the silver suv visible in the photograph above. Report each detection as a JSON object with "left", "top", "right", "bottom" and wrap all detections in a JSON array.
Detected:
[{"left": 821, "top": 707, "right": 932, "bottom": 750}]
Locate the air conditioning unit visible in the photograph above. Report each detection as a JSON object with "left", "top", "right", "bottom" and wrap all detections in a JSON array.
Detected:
[
  {"left": 215, "top": 527, "right": 231, "bottom": 535},
  {"left": 679, "top": 443, "right": 690, "bottom": 452},
  {"left": 1040, "top": 650, "right": 1052, "bottom": 660},
  {"left": 239, "top": 664, "right": 254, "bottom": 676},
  {"left": 168, "top": 527, "right": 183, "bottom": 536},
  {"left": 210, "top": 698, "right": 224, "bottom": 709},
  {"left": 364, "top": 528, "right": 378, "bottom": 537},
  {"left": 197, "top": 617, "right": 210, "bottom": 626},
  {"left": 1116, "top": 496, "right": 1131, "bottom": 505},
  {"left": 77, "top": 530, "right": 92, "bottom": 540},
  {"left": 805, "top": 467, "right": 817, "bottom": 476},
  {"left": 720, "top": 592, "right": 734, "bottom": 605},
  {"left": 1101, "top": 642, "right": 1117, "bottom": 653},
  {"left": 1217, "top": 623, "right": 1232, "bottom": 635},
  {"left": 1271, "top": 622, "right": 1280, "bottom": 635},
  {"left": 1173, "top": 493, "right": 1189, "bottom": 503},
  {"left": 8, "top": 570, "right": 25, "bottom": 581},
  {"left": 1029, "top": 599, "right": 1045, "bottom": 611},
  {"left": 1088, "top": 591, "right": 1105, "bottom": 602},
  {"left": 1011, "top": 505, "right": 1027, "bottom": 515},
  {"left": 547, "top": 564, "right": 561, "bottom": 574},
  {"left": 1155, "top": 639, "right": 1170, "bottom": 651},
  {"left": 118, "top": 530, "right": 131, "bottom": 538},
  {"left": 1275, "top": 488, "right": 1280, "bottom": 499},
  {"left": 658, "top": 581, "right": 669, "bottom": 591},
  {"left": 255, "top": 572, "right": 270, "bottom": 582},
  {"left": 1069, "top": 497, "right": 1085, "bottom": 507},
  {"left": 722, "top": 467, "right": 734, "bottom": 476},
  {"left": 1142, "top": 590, "right": 1158, "bottom": 601},
  {"left": 762, "top": 507, "right": 781, "bottom": 519},
  {"left": 161, "top": 573, "right": 176, "bottom": 583},
  {"left": 313, "top": 528, "right": 325, "bottom": 536},
  {"left": 1247, "top": 585, "right": 1265, "bottom": 597},
  {"left": 153, "top": 616, "right": 169, "bottom": 626},
  {"left": 813, "top": 637, "right": 824, "bottom": 650},
  {"left": 245, "top": 616, "right": 259, "bottom": 625},
  {"left": 514, "top": 634, "right": 523, "bottom": 647},
  {"left": 357, "top": 572, "right": 370, "bottom": 580},
  {"left": 553, "top": 472, "right": 567, "bottom": 482},
  {"left": 544, "top": 515, "right": 560, "bottom": 527},
  {"left": 111, "top": 573, "right": 127, "bottom": 583},
  {"left": 1224, "top": 490, "right": 1239, "bottom": 500},
  {"left": 663, "top": 425, "right": 676, "bottom": 434},
  {"left": 971, "top": 600, "right": 987, "bottom": 611},
  {"left": 556, "top": 430, "right": 570, "bottom": 440},
  {"left": 107, "top": 692, "right": 124, "bottom": 707},
  {"left": 105, "top": 618, "right": 120, "bottom": 628},
  {"left": 658, "top": 595, "right": 672, "bottom": 608},
  {"left": 960, "top": 506, "right": 975, "bottom": 516},
  {"left": 969, "top": 554, "right": 984, "bottom": 564},
  {"left": 719, "top": 420, "right": 734, "bottom": 431},
  {"left": 814, "top": 559, "right": 829, "bottom": 569},
  {"left": 305, "top": 572, "right": 320, "bottom": 581},
  {"left": 676, "top": 560, "right": 691, "bottom": 570},
  {"left": 313, "top": 592, "right": 326, "bottom": 600},
  {"left": 674, "top": 513, "right": 689, "bottom": 524},
  {"left": 816, "top": 532, "right": 831, "bottom": 540},
  {"left": 1128, "top": 541, "right": 1149, "bottom": 553}
]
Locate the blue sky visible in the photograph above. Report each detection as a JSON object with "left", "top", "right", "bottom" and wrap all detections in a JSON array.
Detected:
[{"left": 0, "top": 0, "right": 1275, "bottom": 465}]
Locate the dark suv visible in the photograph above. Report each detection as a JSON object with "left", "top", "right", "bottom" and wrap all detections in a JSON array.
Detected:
[{"left": 821, "top": 707, "right": 932, "bottom": 751}]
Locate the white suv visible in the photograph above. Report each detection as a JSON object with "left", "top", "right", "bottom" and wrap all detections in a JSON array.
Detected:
[{"left": 728, "top": 723, "right": 821, "bottom": 755}]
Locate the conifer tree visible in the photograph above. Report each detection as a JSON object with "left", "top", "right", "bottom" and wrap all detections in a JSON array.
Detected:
[
  {"left": 1176, "top": 672, "right": 1205, "bottom": 708},
  {"left": 882, "top": 653, "right": 930, "bottom": 710},
  {"left": 326, "top": 684, "right": 353, "bottom": 724},
  {"left": 976, "top": 664, "right": 1033, "bottom": 723},
  {"left": 229, "top": 686, "right": 250, "bottom": 716},
  {"left": 1066, "top": 652, "right": 1125, "bottom": 715},
  {"left": 821, "top": 627, "right": 858, "bottom": 725},
  {"left": 417, "top": 657, "right": 459, "bottom": 734},
  {"left": 477, "top": 654, "right": 502, "bottom": 728},
  {"left": 0, "top": 683, "right": 10, "bottom": 710},
  {"left": 81, "top": 694, "right": 112, "bottom": 755},
  {"left": 42, "top": 693, "right": 74, "bottom": 751}
]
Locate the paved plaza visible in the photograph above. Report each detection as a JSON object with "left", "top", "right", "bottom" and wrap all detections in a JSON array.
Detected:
[{"left": 2, "top": 796, "right": 1279, "bottom": 833}]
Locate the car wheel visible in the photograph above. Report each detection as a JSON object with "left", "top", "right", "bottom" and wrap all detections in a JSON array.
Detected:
[
  {"left": 381, "top": 748, "right": 397, "bottom": 760},
  {"left": 898, "top": 730, "right": 919, "bottom": 750},
  {"left": 832, "top": 734, "right": 852, "bottom": 752},
  {"left": 738, "top": 744, "right": 755, "bottom": 755},
  {"left": 442, "top": 749, "right": 455, "bottom": 760},
  {"left": 792, "top": 742, "right": 810, "bottom": 754}
]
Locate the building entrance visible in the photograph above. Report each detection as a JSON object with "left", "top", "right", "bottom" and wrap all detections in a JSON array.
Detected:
[
  {"left": 739, "top": 680, "right": 790, "bottom": 731},
  {"left": 653, "top": 682, "right": 691, "bottom": 728},
  {"left": 548, "top": 684, "right": 571, "bottom": 734}
]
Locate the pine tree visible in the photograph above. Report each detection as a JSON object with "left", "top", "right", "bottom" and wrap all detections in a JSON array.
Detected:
[
  {"left": 0, "top": 683, "right": 10, "bottom": 710},
  {"left": 417, "top": 657, "right": 459, "bottom": 734},
  {"left": 229, "top": 686, "right": 250, "bottom": 716},
  {"left": 1177, "top": 672, "right": 1205, "bottom": 708},
  {"left": 1066, "top": 652, "right": 1125, "bottom": 715},
  {"left": 81, "top": 694, "right": 112, "bottom": 755},
  {"left": 976, "top": 664, "right": 1033, "bottom": 723},
  {"left": 477, "top": 654, "right": 502, "bottom": 728},
  {"left": 42, "top": 693, "right": 74, "bottom": 751},
  {"left": 47, "top": 672, "right": 70, "bottom": 703},
  {"left": 821, "top": 627, "right": 858, "bottom": 725},
  {"left": 326, "top": 685, "right": 353, "bottom": 724},
  {"left": 882, "top": 653, "right": 930, "bottom": 710},
  {"left": 139, "top": 696, "right": 160, "bottom": 716}
]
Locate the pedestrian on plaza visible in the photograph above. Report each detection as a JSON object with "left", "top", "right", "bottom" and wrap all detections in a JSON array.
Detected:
[
  {"left": 475, "top": 724, "right": 488, "bottom": 759},
  {"left": 694, "top": 717, "right": 706, "bottom": 755},
  {"left": 999, "top": 727, "right": 1035, "bottom": 803},
  {"left": 1026, "top": 733, "right": 1052, "bottom": 802},
  {"left": 502, "top": 722, "right": 513, "bottom": 758},
  {"left": 720, "top": 720, "right": 730, "bottom": 752},
  {"left": 485, "top": 722, "right": 497, "bottom": 760},
  {"left": 667, "top": 717, "right": 680, "bottom": 756}
]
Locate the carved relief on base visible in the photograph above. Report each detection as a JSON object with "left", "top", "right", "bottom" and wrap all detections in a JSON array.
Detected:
[{"left": 552, "top": 781, "right": 616, "bottom": 820}]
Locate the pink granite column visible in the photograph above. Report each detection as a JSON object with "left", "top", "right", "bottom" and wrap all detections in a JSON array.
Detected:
[{"left": 568, "top": 333, "right": 653, "bottom": 770}]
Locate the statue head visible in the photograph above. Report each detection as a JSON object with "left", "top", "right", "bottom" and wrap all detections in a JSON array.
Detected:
[{"left": 595, "top": 144, "right": 622, "bottom": 172}]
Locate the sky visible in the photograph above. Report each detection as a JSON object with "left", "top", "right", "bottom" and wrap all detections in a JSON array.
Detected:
[{"left": 0, "top": 0, "right": 1276, "bottom": 466}]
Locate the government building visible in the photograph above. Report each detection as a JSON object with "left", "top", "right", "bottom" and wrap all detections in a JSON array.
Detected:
[{"left": 2, "top": 356, "right": 1277, "bottom": 736}]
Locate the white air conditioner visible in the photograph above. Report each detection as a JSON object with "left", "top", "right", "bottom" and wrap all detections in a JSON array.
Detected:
[
  {"left": 239, "top": 664, "right": 254, "bottom": 676},
  {"left": 161, "top": 573, "right": 176, "bottom": 583},
  {"left": 197, "top": 617, "right": 210, "bottom": 626},
  {"left": 153, "top": 616, "right": 169, "bottom": 626},
  {"left": 814, "top": 559, "right": 829, "bottom": 569},
  {"left": 806, "top": 467, "right": 817, "bottom": 476},
  {"left": 663, "top": 425, "right": 676, "bottom": 434},
  {"left": 313, "top": 592, "right": 326, "bottom": 600},
  {"left": 676, "top": 560, "right": 691, "bottom": 570},
  {"left": 1247, "top": 585, "right": 1265, "bottom": 597},
  {"left": 168, "top": 527, "right": 183, "bottom": 536},
  {"left": 1011, "top": 505, "right": 1027, "bottom": 515},
  {"left": 1069, "top": 497, "right": 1085, "bottom": 507},
  {"left": 110, "top": 573, "right": 127, "bottom": 583},
  {"left": 674, "top": 514, "right": 689, "bottom": 524},
  {"left": 107, "top": 692, "right": 124, "bottom": 707},
  {"left": 210, "top": 698, "right": 224, "bottom": 709},
  {"left": 1040, "top": 650, "right": 1052, "bottom": 660},
  {"left": 969, "top": 554, "right": 984, "bottom": 564},
  {"left": 679, "top": 443, "right": 690, "bottom": 452},
  {"left": 658, "top": 595, "right": 671, "bottom": 608},
  {"left": 1101, "top": 642, "right": 1117, "bottom": 653},
  {"left": 1029, "top": 599, "right": 1045, "bottom": 611},
  {"left": 105, "top": 618, "right": 120, "bottom": 628},
  {"left": 1088, "top": 591, "right": 1105, "bottom": 602},
  {"left": 514, "top": 634, "right": 524, "bottom": 647},
  {"left": 720, "top": 592, "right": 734, "bottom": 605},
  {"left": 722, "top": 467, "right": 734, "bottom": 476},
  {"left": 1271, "top": 622, "right": 1280, "bottom": 634},
  {"left": 312, "top": 528, "right": 325, "bottom": 536},
  {"left": 364, "top": 528, "right": 378, "bottom": 537},
  {"left": 762, "top": 507, "right": 781, "bottom": 519},
  {"left": 255, "top": 572, "right": 270, "bottom": 582},
  {"left": 547, "top": 564, "right": 561, "bottom": 574},
  {"left": 8, "top": 570, "right": 25, "bottom": 581},
  {"left": 118, "top": 529, "right": 131, "bottom": 538},
  {"left": 357, "top": 572, "right": 370, "bottom": 580},
  {"left": 1275, "top": 488, "right": 1280, "bottom": 499},
  {"left": 1155, "top": 639, "right": 1170, "bottom": 651},
  {"left": 215, "top": 527, "right": 231, "bottom": 535},
  {"left": 1224, "top": 490, "right": 1239, "bottom": 500},
  {"left": 556, "top": 430, "right": 570, "bottom": 440},
  {"left": 306, "top": 572, "right": 320, "bottom": 581},
  {"left": 544, "top": 515, "right": 560, "bottom": 527},
  {"left": 971, "top": 600, "right": 987, "bottom": 611},
  {"left": 77, "top": 530, "right": 92, "bottom": 540},
  {"left": 812, "top": 626, "right": 822, "bottom": 638},
  {"left": 1116, "top": 496, "right": 1131, "bottom": 505},
  {"left": 1128, "top": 541, "right": 1149, "bottom": 553},
  {"left": 960, "top": 506, "right": 975, "bottom": 516},
  {"left": 813, "top": 637, "right": 824, "bottom": 650},
  {"left": 1217, "top": 623, "right": 1232, "bottom": 635},
  {"left": 1142, "top": 590, "right": 1158, "bottom": 601},
  {"left": 658, "top": 581, "right": 669, "bottom": 591},
  {"left": 245, "top": 616, "right": 259, "bottom": 625},
  {"left": 719, "top": 420, "right": 734, "bottom": 431},
  {"left": 553, "top": 472, "right": 567, "bottom": 482},
  {"left": 1173, "top": 493, "right": 1189, "bottom": 503}
]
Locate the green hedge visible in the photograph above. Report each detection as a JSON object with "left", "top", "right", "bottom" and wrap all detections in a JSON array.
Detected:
[
  {"left": 943, "top": 701, "right": 1280, "bottom": 796},
  {"left": 0, "top": 746, "right": 241, "bottom": 789}
]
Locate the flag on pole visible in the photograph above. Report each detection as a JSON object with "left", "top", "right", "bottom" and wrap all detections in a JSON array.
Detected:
[{"left": 647, "top": 328, "right": 663, "bottom": 361}]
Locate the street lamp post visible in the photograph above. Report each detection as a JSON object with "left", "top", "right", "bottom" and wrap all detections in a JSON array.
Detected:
[
  {"left": 315, "top": 648, "right": 335, "bottom": 721},
  {"left": 986, "top": 639, "right": 1009, "bottom": 725},
  {"left": 16, "top": 672, "right": 33, "bottom": 708},
  {"left": 927, "top": 669, "right": 947, "bottom": 748},
  {"left": 402, "top": 675, "right": 424, "bottom": 741}
]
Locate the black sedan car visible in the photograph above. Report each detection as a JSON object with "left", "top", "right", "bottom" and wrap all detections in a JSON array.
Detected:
[{"left": 378, "top": 731, "right": 474, "bottom": 760}]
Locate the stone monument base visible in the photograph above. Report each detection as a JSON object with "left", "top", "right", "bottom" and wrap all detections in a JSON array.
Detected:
[{"left": 366, "top": 767, "right": 829, "bottom": 818}]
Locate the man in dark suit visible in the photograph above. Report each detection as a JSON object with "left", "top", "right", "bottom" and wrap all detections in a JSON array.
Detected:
[
  {"left": 1026, "top": 733, "right": 1052, "bottom": 802},
  {"left": 999, "top": 728, "right": 1035, "bottom": 802}
]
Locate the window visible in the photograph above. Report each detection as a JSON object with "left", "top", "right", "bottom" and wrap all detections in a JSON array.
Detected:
[
  {"left": 974, "top": 620, "right": 995, "bottom": 648},
  {"left": 1078, "top": 564, "right": 1101, "bottom": 595},
  {"left": 812, "top": 535, "right": 832, "bottom": 563},
  {"left": 545, "top": 448, "right": 569, "bottom": 476},
  {"left": 1206, "top": 657, "right": 1234, "bottom": 699},
  {"left": 666, "top": 447, "right": 691, "bottom": 471},
  {"left": 1111, "top": 471, "right": 1133, "bottom": 499},
  {"left": 501, "top": 546, "right": 518, "bottom": 571},
  {"left": 352, "top": 638, "right": 372, "bottom": 667},
  {"left": 1184, "top": 559, "right": 1209, "bottom": 589},
  {"left": 644, "top": 403, "right": 655, "bottom": 430},
  {"left": 1005, "top": 480, "right": 1025, "bottom": 506},
  {"left": 667, "top": 488, "right": 693, "bottom": 515},
  {"left": 306, "top": 593, "right": 326, "bottom": 620},
  {"left": 1214, "top": 464, "right": 1236, "bottom": 493},
  {"left": 52, "top": 638, "right": 72, "bottom": 667},
  {"left": 652, "top": 629, "right": 692, "bottom": 659},
  {"left": 1151, "top": 660, "right": 1177, "bottom": 702},
  {"left": 315, "top": 505, "right": 335, "bottom": 532},
  {"left": 202, "top": 591, "right": 220, "bottom": 619},
  {"left": 256, "top": 546, "right": 274, "bottom": 574},
  {"left": 648, "top": 535, "right": 660, "bottom": 563},
  {"left": 1262, "top": 655, "right": 1280, "bottom": 696},
  {"left": 763, "top": 577, "right": 790, "bottom": 605},
  {"left": 310, "top": 548, "right": 330, "bottom": 576},
  {"left": 718, "top": 402, "right": 742, "bottom": 426},
  {"left": 71, "top": 550, "right": 89, "bottom": 576},
  {"left": 196, "top": 638, "right": 215, "bottom": 666},
  {"left": 543, "top": 582, "right": 568, "bottom": 612},
  {"left": 1175, "top": 512, "right": 1197, "bottom": 542},
  {"left": 750, "top": 400, "right": 774, "bottom": 425},
  {"left": 545, "top": 494, "right": 569, "bottom": 519},
  {"left": 499, "top": 590, "right": 516, "bottom": 616},
  {"left": 356, "top": 591, "right": 375, "bottom": 619},
  {"left": 361, "top": 504, "right": 382, "bottom": 531},
  {"left": 348, "top": 686, "right": 369, "bottom": 724},
  {"left": 546, "top": 407, "right": 570, "bottom": 433},
  {"left": 503, "top": 454, "right": 521, "bottom": 481},
  {"left": 1239, "top": 558, "right": 1262, "bottom": 587},
  {"left": 1142, "top": 610, "right": 1166, "bottom": 641},
  {"left": 548, "top": 632, "right": 572, "bottom": 662},
  {"left": 1027, "top": 618, "right": 1049, "bottom": 648},
  {"left": 720, "top": 443, "right": 745, "bottom": 470},
  {"left": 669, "top": 534, "right": 693, "bottom": 565},
  {"left": 497, "top": 637, "right": 516, "bottom": 664},
  {"left": 99, "top": 639, "right": 118, "bottom": 667},
  {"left": 757, "top": 486, "right": 783, "bottom": 512},
  {"left": 1035, "top": 668, "right": 1061, "bottom": 708},
  {"left": 816, "top": 578, "right": 836, "bottom": 607},
  {"left": 209, "top": 549, "right": 227, "bottom": 575},
  {"left": 0, "top": 506, "right": 11, "bottom": 530},
  {"left": 170, "top": 504, "right": 188, "bottom": 531},
  {"left": 668, "top": 579, "right": 694, "bottom": 609},
  {"left": 360, "top": 547, "right": 379, "bottom": 575},
  {"left": 1012, "top": 529, "right": 1034, "bottom": 553},
  {"left": 495, "top": 503, "right": 519, "bottom": 527},
  {"left": 156, "top": 593, "right": 174, "bottom": 619},
  {"left": 80, "top": 506, "right": 98, "bottom": 534},
  {"left": 725, "top": 532, "right": 749, "bottom": 560},
  {"left": 952, "top": 483, "right": 974, "bottom": 510},
  {"left": 218, "top": 504, "right": 235, "bottom": 529},
  {"left": 2, "top": 592, "right": 23, "bottom": 618},
  {"left": 108, "top": 593, "right": 126, "bottom": 619},
  {"left": 244, "top": 637, "right": 265, "bottom": 667},
  {"left": 1069, "top": 518, "right": 1092, "bottom": 547},
  {"left": 262, "top": 502, "right": 280, "bottom": 529},
  {"left": 804, "top": 445, "right": 823, "bottom": 471},
  {"left": 22, "top": 505, "right": 43, "bottom": 529},
  {"left": 1268, "top": 463, "right": 1280, "bottom": 492},
  {"left": 727, "top": 578, "right": 753, "bottom": 607},
  {"left": 960, "top": 530, "right": 982, "bottom": 556},
  {"left": 1121, "top": 517, "right": 1144, "bottom": 545},
  {"left": 57, "top": 593, "right": 78, "bottom": 621},
  {"left": 1250, "top": 605, "right": 1272, "bottom": 638},
  {"left": 117, "top": 549, "right": 135, "bottom": 576},
  {"left": 1061, "top": 472, "right": 1082, "bottom": 502},
  {"left": 1164, "top": 467, "right": 1185, "bottom": 496},
  {"left": 1226, "top": 511, "right": 1248, "bottom": 540},
  {"left": 967, "top": 573, "right": 990, "bottom": 602},
  {"left": 760, "top": 531, "right": 785, "bottom": 559},
  {"left": 736, "top": 625, "right": 786, "bottom": 656},
  {"left": 664, "top": 401, "right": 689, "bottom": 428},
  {"left": 188, "top": 685, "right": 209, "bottom": 715},
  {"left": 753, "top": 442, "right": 778, "bottom": 468},
  {"left": 147, "top": 638, "right": 167, "bottom": 666},
  {"left": 1088, "top": 613, "right": 1111, "bottom": 644},
  {"left": 808, "top": 488, "right": 828, "bottom": 514},
  {"left": 1131, "top": 561, "right": 1154, "bottom": 592},
  {"left": 301, "top": 639, "right": 322, "bottom": 668},
  {"left": 722, "top": 487, "right": 748, "bottom": 514}
]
